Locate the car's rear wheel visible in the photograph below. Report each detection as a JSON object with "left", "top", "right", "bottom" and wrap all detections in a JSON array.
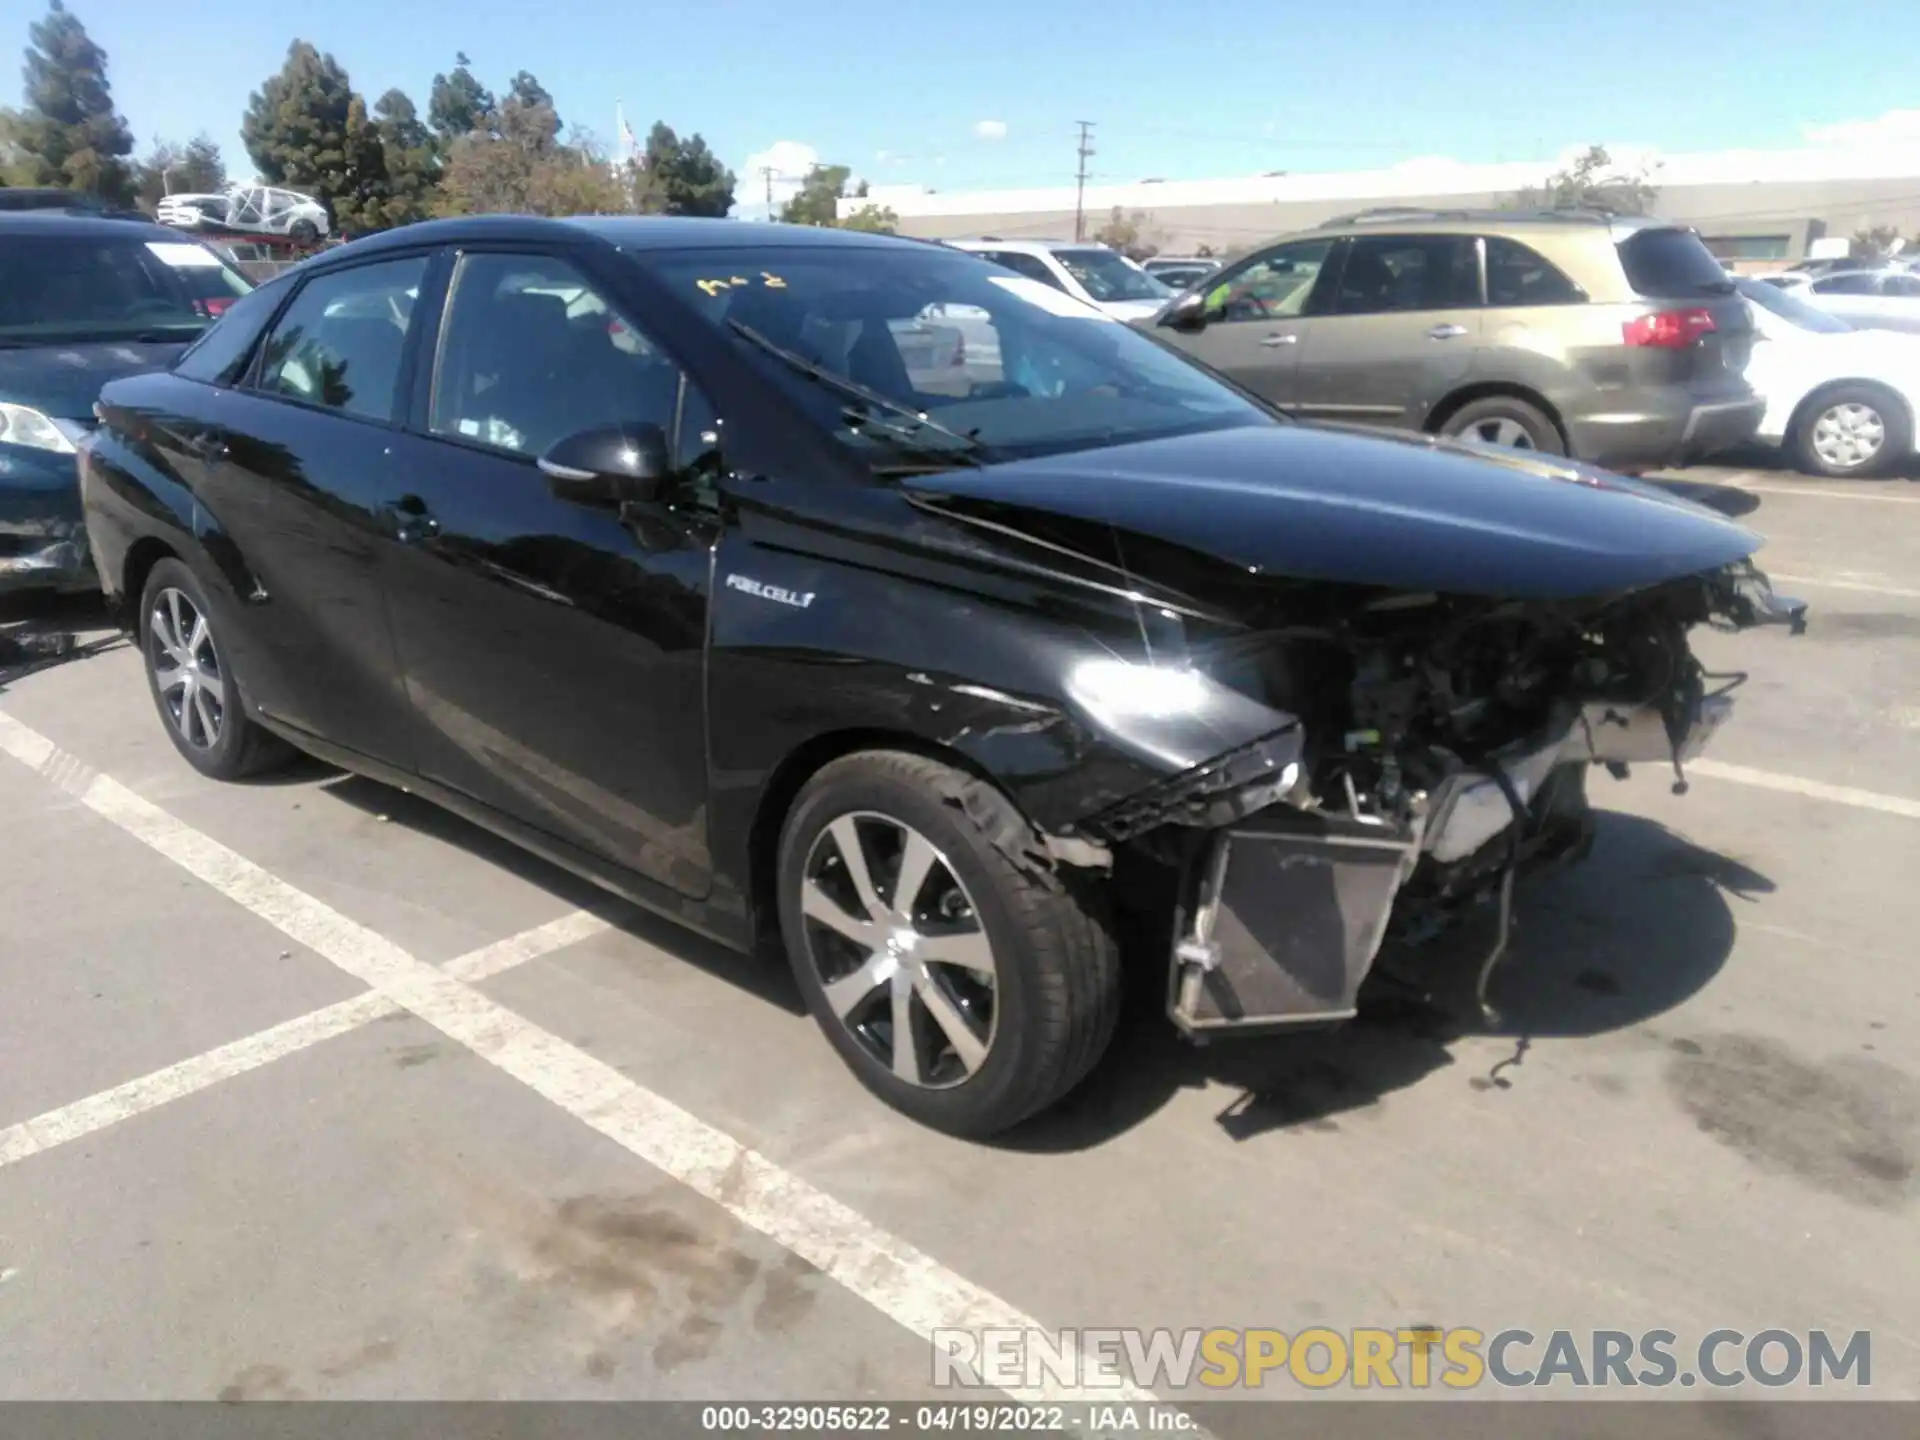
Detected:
[
  {"left": 139, "top": 558, "right": 294, "bottom": 781},
  {"left": 1792, "top": 384, "right": 1909, "bottom": 478},
  {"left": 776, "top": 750, "right": 1121, "bottom": 1138},
  {"left": 1438, "top": 395, "right": 1566, "bottom": 455}
]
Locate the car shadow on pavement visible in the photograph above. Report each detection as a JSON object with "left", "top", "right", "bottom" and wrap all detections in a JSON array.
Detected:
[
  {"left": 998, "top": 810, "right": 1773, "bottom": 1153},
  {"left": 1651, "top": 477, "right": 1762, "bottom": 519},
  {"left": 317, "top": 772, "right": 808, "bottom": 1015},
  {"left": 0, "top": 591, "right": 127, "bottom": 694}
]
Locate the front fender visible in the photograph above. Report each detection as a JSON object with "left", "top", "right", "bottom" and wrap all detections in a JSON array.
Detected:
[{"left": 704, "top": 521, "right": 1301, "bottom": 886}]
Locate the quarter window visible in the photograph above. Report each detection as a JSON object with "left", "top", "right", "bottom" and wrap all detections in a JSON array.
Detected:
[
  {"left": 1332, "top": 235, "right": 1480, "bottom": 314},
  {"left": 428, "top": 252, "right": 689, "bottom": 460},
  {"left": 1881, "top": 274, "right": 1920, "bottom": 298},
  {"left": 253, "top": 255, "right": 427, "bottom": 422}
]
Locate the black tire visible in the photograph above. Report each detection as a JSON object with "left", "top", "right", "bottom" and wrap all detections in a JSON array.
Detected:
[
  {"left": 776, "top": 750, "right": 1121, "bottom": 1138},
  {"left": 1438, "top": 395, "right": 1566, "bottom": 455},
  {"left": 138, "top": 558, "right": 294, "bottom": 781},
  {"left": 288, "top": 219, "right": 319, "bottom": 245},
  {"left": 1790, "top": 383, "right": 1910, "bottom": 478}
]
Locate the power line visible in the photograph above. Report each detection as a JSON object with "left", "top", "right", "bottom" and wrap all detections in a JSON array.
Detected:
[{"left": 1073, "top": 121, "right": 1095, "bottom": 241}]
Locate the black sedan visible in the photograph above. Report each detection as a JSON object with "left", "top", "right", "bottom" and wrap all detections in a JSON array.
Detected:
[{"left": 81, "top": 216, "right": 1803, "bottom": 1137}]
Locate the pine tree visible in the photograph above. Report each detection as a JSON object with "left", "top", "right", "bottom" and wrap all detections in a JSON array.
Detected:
[{"left": 15, "top": 0, "right": 136, "bottom": 204}]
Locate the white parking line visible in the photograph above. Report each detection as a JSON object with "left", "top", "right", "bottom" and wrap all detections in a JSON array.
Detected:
[
  {"left": 1728, "top": 481, "right": 1920, "bottom": 504},
  {"left": 1771, "top": 572, "right": 1920, "bottom": 601},
  {"left": 0, "top": 709, "right": 1171, "bottom": 1426},
  {"left": 0, "top": 909, "right": 609, "bottom": 1173},
  {"left": 1690, "top": 758, "right": 1920, "bottom": 821},
  {"left": 0, "top": 992, "right": 396, "bottom": 1169}
]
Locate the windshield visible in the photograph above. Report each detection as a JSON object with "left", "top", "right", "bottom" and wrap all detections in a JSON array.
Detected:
[
  {"left": 652, "top": 245, "right": 1274, "bottom": 469},
  {"left": 1052, "top": 249, "right": 1174, "bottom": 304},
  {"left": 0, "top": 234, "right": 252, "bottom": 342},
  {"left": 1737, "top": 277, "right": 1852, "bottom": 334}
]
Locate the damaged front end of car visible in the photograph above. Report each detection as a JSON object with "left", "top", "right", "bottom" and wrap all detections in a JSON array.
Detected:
[{"left": 1070, "top": 558, "right": 1807, "bottom": 1041}]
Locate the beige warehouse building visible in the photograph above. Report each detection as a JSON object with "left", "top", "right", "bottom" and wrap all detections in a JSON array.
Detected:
[{"left": 845, "top": 140, "right": 1920, "bottom": 267}]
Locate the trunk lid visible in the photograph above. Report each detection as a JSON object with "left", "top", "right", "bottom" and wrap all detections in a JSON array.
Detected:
[{"left": 1614, "top": 224, "right": 1755, "bottom": 382}]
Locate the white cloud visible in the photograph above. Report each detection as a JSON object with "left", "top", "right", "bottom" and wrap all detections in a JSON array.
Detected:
[
  {"left": 739, "top": 139, "right": 821, "bottom": 214},
  {"left": 874, "top": 148, "right": 891, "bottom": 163},
  {"left": 973, "top": 120, "right": 1008, "bottom": 141},
  {"left": 1804, "top": 109, "right": 1920, "bottom": 148}
]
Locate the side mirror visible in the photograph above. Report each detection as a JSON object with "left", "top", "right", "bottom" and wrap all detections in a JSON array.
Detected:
[
  {"left": 537, "top": 423, "right": 670, "bottom": 508},
  {"left": 1158, "top": 290, "right": 1209, "bottom": 333}
]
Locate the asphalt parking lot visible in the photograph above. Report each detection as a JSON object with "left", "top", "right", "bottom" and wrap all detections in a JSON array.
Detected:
[{"left": 2, "top": 459, "right": 1917, "bottom": 1412}]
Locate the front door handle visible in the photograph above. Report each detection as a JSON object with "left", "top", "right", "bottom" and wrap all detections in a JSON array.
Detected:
[
  {"left": 1260, "top": 332, "right": 1299, "bottom": 348},
  {"left": 387, "top": 496, "right": 440, "bottom": 544},
  {"left": 1427, "top": 324, "right": 1469, "bottom": 340}
]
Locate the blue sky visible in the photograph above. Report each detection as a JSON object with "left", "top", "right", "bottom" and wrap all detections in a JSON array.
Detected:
[{"left": 26, "top": 0, "right": 1920, "bottom": 215}]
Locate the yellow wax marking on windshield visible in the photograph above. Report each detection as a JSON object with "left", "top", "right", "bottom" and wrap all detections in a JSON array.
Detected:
[{"left": 761, "top": 272, "right": 786, "bottom": 287}]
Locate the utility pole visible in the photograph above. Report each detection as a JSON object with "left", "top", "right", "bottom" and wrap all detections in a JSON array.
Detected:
[
  {"left": 760, "top": 165, "right": 777, "bottom": 219},
  {"left": 1073, "top": 121, "right": 1096, "bottom": 241}
]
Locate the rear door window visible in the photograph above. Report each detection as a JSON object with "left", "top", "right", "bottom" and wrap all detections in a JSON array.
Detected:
[
  {"left": 1615, "top": 227, "right": 1733, "bottom": 298},
  {"left": 1331, "top": 235, "right": 1480, "bottom": 314},
  {"left": 173, "top": 276, "right": 291, "bottom": 385},
  {"left": 1881, "top": 273, "right": 1920, "bottom": 298}
]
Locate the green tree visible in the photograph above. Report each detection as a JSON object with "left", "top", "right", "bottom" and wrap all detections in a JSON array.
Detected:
[
  {"left": 630, "top": 122, "right": 734, "bottom": 217},
  {"left": 13, "top": 0, "right": 136, "bottom": 203},
  {"left": 838, "top": 203, "right": 898, "bottom": 234},
  {"left": 369, "top": 88, "right": 436, "bottom": 228},
  {"left": 434, "top": 80, "right": 622, "bottom": 219},
  {"left": 779, "top": 163, "right": 853, "bottom": 225},
  {"left": 133, "top": 132, "right": 225, "bottom": 212},
  {"left": 428, "top": 52, "right": 493, "bottom": 146},
  {"left": 242, "top": 42, "right": 356, "bottom": 207},
  {"left": 1510, "top": 144, "right": 1660, "bottom": 216}
]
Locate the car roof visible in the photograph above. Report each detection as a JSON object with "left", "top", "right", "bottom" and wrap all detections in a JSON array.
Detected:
[
  {"left": 1305, "top": 207, "right": 1674, "bottom": 239},
  {"left": 0, "top": 209, "right": 184, "bottom": 240},
  {"left": 325, "top": 214, "right": 931, "bottom": 261}
]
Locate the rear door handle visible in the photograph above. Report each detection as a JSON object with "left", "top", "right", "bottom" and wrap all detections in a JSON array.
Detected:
[
  {"left": 1260, "top": 332, "right": 1298, "bottom": 348},
  {"left": 387, "top": 496, "right": 440, "bottom": 544},
  {"left": 1427, "top": 324, "right": 1469, "bottom": 340}
]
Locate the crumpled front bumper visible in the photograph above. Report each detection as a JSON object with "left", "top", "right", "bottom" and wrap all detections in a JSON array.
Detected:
[
  {"left": 0, "top": 448, "right": 93, "bottom": 594},
  {"left": 1165, "top": 691, "right": 1734, "bottom": 1038}
]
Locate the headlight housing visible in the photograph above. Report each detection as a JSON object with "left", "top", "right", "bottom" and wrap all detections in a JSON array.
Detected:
[{"left": 0, "top": 403, "right": 82, "bottom": 455}]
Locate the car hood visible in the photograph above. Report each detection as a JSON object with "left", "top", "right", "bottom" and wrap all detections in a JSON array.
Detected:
[
  {"left": 0, "top": 339, "right": 189, "bottom": 422},
  {"left": 903, "top": 422, "right": 1763, "bottom": 601}
]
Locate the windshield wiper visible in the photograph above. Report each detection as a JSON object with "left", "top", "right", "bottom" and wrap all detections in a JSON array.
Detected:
[{"left": 725, "top": 319, "right": 996, "bottom": 468}]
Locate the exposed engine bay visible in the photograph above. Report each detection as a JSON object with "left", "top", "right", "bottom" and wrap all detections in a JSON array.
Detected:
[{"left": 1078, "top": 558, "right": 1808, "bottom": 1040}]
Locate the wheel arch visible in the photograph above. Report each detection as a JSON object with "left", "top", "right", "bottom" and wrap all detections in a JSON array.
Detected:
[
  {"left": 745, "top": 727, "right": 1046, "bottom": 948},
  {"left": 1426, "top": 381, "right": 1570, "bottom": 449},
  {"left": 121, "top": 536, "right": 179, "bottom": 631}
]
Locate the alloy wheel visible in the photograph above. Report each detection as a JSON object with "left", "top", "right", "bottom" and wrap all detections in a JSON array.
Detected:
[
  {"left": 1810, "top": 401, "right": 1885, "bottom": 471},
  {"left": 149, "top": 587, "right": 225, "bottom": 751},
  {"left": 1461, "top": 417, "right": 1538, "bottom": 450},
  {"left": 799, "top": 812, "right": 999, "bottom": 1089}
]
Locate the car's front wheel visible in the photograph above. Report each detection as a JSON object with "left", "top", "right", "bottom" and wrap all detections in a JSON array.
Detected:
[
  {"left": 776, "top": 750, "right": 1121, "bottom": 1138},
  {"left": 1792, "top": 384, "right": 1910, "bottom": 478},
  {"left": 139, "top": 558, "right": 294, "bottom": 781}
]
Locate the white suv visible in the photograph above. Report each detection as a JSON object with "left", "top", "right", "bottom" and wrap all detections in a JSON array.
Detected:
[{"left": 942, "top": 238, "right": 1175, "bottom": 321}]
